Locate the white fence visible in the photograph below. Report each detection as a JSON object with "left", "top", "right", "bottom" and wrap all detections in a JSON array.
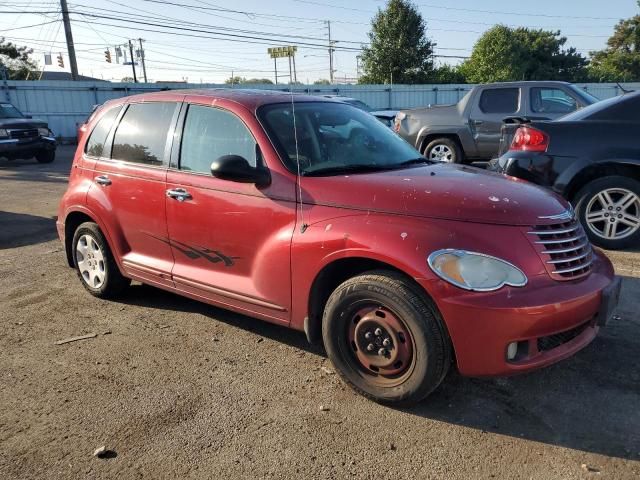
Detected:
[{"left": 2, "top": 80, "right": 638, "bottom": 140}]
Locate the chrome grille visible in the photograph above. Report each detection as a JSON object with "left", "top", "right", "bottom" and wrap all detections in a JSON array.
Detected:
[
  {"left": 9, "top": 128, "right": 38, "bottom": 139},
  {"left": 527, "top": 218, "right": 593, "bottom": 280}
]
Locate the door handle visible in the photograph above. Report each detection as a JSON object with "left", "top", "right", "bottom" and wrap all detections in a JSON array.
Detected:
[
  {"left": 95, "top": 175, "right": 111, "bottom": 186},
  {"left": 471, "top": 119, "right": 484, "bottom": 126},
  {"left": 166, "top": 188, "right": 192, "bottom": 202}
]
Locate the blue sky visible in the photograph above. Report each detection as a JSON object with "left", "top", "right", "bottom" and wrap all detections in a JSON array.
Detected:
[{"left": 2, "top": 0, "right": 638, "bottom": 83}]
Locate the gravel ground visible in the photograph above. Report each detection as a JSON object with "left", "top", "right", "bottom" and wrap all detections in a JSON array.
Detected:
[{"left": 1, "top": 146, "right": 639, "bottom": 479}]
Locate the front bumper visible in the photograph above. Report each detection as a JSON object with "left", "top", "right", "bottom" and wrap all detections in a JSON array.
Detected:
[
  {"left": 0, "top": 136, "right": 56, "bottom": 158},
  {"left": 423, "top": 250, "right": 617, "bottom": 377}
]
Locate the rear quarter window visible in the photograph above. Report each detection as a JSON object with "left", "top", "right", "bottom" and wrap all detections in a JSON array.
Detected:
[
  {"left": 479, "top": 88, "right": 520, "bottom": 114},
  {"left": 111, "top": 102, "right": 177, "bottom": 166},
  {"left": 84, "top": 106, "right": 122, "bottom": 157}
]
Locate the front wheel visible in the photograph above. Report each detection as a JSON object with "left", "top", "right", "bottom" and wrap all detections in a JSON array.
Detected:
[
  {"left": 72, "top": 222, "right": 130, "bottom": 298},
  {"left": 575, "top": 176, "right": 640, "bottom": 250},
  {"left": 35, "top": 150, "right": 55, "bottom": 163},
  {"left": 322, "top": 271, "right": 451, "bottom": 406}
]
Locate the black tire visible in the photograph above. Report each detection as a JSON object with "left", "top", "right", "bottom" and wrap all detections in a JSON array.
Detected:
[
  {"left": 423, "top": 137, "right": 462, "bottom": 164},
  {"left": 574, "top": 176, "right": 640, "bottom": 250},
  {"left": 35, "top": 150, "right": 55, "bottom": 164},
  {"left": 71, "top": 222, "right": 130, "bottom": 298},
  {"left": 322, "top": 270, "right": 451, "bottom": 406}
]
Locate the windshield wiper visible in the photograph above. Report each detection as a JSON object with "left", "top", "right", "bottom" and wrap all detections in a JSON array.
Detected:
[
  {"left": 397, "top": 157, "right": 433, "bottom": 167},
  {"left": 302, "top": 164, "right": 394, "bottom": 177}
]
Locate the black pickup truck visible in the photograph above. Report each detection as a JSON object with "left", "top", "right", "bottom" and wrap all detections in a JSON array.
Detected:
[
  {"left": 394, "top": 81, "right": 599, "bottom": 163},
  {"left": 0, "top": 102, "right": 56, "bottom": 163}
]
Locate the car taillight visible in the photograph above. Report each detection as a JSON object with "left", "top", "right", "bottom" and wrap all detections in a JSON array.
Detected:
[{"left": 510, "top": 126, "right": 549, "bottom": 152}]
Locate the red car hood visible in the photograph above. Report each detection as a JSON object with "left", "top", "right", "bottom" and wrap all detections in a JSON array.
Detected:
[{"left": 301, "top": 163, "right": 569, "bottom": 226}]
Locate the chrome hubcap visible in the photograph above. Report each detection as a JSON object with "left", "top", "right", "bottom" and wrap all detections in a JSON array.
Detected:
[
  {"left": 76, "top": 234, "right": 106, "bottom": 288},
  {"left": 585, "top": 188, "right": 640, "bottom": 240},
  {"left": 428, "top": 144, "right": 453, "bottom": 162}
]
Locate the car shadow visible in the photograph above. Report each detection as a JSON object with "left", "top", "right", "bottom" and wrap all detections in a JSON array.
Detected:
[
  {"left": 406, "top": 274, "right": 640, "bottom": 461},
  {"left": 115, "top": 284, "right": 325, "bottom": 357},
  {"left": 115, "top": 276, "right": 639, "bottom": 461},
  {"left": 0, "top": 211, "right": 58, "bottom": 249}
]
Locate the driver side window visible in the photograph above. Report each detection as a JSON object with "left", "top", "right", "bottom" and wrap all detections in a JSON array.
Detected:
[{"left": 180, "top": 105, "right": 257, "bottom": 174}]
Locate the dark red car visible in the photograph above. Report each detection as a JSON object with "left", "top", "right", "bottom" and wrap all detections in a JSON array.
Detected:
[{"left": 57, "top": 90, "right": 620, "bottom": 405}]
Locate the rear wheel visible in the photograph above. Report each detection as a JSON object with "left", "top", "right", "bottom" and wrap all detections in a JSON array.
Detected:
[
  {"left": 72, "top": 222, "right": 130, "bottom": 298},
  {"left": 322, "top": 271, "right": 451, "bottom": 405},
  {"left": 35, "top": 150, "right": 55, "bottom": 164},
  {"left": 423, "top": 137, "right": 462, "bottom": 163},
  {"left": 575, "top": 176, "right": 640, "bottom": 250}
]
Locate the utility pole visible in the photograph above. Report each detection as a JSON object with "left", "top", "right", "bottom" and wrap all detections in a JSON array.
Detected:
[
  {"left": 138, "top": 38, "right": 148, "bottom": 83},
  {"left": 274, "top": 58, "right": 278, "bottom": 85},
  {"left": 128, "top": 40, "right": 137, "bottom": 83},
  {"left": 60, "top": 0, "right": 79, "bottom": 80},
  {"left": 326, "top": 20, "right": 335, "bottom": 84},
  {"left": 288, "top": 55, "right": 292, "bottom": 84},
  {"left": 292, "top": 53, "right": 297, "bottom": 83}
]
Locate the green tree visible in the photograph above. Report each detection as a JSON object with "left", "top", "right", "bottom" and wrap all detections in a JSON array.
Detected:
[
  {"left": 431, "top": 64, "right": 466, "bottom": 84},
  {"left": 313, "top": 79, "right": 331, "bottom": 85},
  {"left": 459, "top": 25, "right": 588, "bottom": 83},
  {"left": 359, "top": 0, "right": 435, "bottom": 84},
  {"left": 588, "top": 1, "right": 640, "bottom": 81},
  {"left": 225, "top": 76, "right": 274, "bottom": 84},
  {"left": 0, "top": 37, "right": 38, "bottom": 80}
]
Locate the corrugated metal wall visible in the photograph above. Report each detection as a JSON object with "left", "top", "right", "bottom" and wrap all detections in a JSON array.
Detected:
[{"left": 2, "top": 80, "right": 638, "bottom": 139}]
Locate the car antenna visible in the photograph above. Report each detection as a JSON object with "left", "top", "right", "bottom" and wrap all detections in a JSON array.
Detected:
[
  {"left": 616, "top": 82, "right": 633, "bottom": 94},
  {"left": 290, "top": 87, "right": 308, "bottom": 234}
]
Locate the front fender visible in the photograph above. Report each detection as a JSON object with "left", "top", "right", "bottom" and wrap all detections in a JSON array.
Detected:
[{"left": 289, "top": 207, "right": 545, "bottom": 333}]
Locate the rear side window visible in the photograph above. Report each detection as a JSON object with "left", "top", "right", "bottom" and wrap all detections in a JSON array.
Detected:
[
  {"left": 111, "top": 102, "right": 177, "bottom": 166},
  {"left": 479, "top": 88, "right": 519, "bottom": 114},
  {"left": 179, "top": 105, "right": 257, "bottom": 174},
  {"left": 85, "top": 106, "right": 121, "bottom": 157}
]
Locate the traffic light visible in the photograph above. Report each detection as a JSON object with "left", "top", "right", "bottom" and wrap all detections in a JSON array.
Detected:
[
  {"left": 105, "top": 49, "right": 112, "bottom": 63},
  {"left": 57, "top": 53, "right": 64, "bottom": 68}
]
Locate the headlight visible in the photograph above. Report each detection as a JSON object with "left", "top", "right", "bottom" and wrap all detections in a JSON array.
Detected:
[
  {"left": 0, "top": 128, "right": 8, "bottom": 138},
  {"left": 428, "top": 249, "right": 527, "bottom": 292},
  {"left": 38, "top": 128, "right": 50, "bottom": 137}
]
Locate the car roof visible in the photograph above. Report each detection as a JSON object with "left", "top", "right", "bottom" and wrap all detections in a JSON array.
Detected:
[
  {"left": 478, "top": 81, "right": 572, "bottom": 88},
  {"left": 107, "top": 88, "right": 336, "bottom": 110}
]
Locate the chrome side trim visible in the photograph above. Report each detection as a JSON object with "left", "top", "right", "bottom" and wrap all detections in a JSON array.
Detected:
[{"left": 173, "top": 275, "right": 287, "bottom": 312}]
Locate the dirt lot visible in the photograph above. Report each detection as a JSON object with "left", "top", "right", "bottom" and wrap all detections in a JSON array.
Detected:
[{"left": 1, "top": 146, "right": 639, "bottom": 479}]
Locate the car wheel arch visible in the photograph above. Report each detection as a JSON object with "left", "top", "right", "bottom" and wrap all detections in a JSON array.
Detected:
[
  {"left": 419, "top": 133, "right": 464, "bottom": 155},
  {"left": 565, "top": 160, "right": 640, "bottom": 202},
  {"left": 63, "top": 208, "right": 120, "bottom": 271},
  {"left": 305, "top": 256, "right": 449, "bottom": 347}
]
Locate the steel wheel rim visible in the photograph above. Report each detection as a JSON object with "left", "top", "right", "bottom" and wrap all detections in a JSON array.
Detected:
[
  {"left": 585, "top": 188, "right": 640, "bottom": 240},
  {"left": 76, "top": 234, "right": 106, "bottom": 289},
  {"left": 346, "top": 304, "right": 415, "bottom": 387},
  {"left": 428, "top": 144, "right": 453, "bottom": 162}
]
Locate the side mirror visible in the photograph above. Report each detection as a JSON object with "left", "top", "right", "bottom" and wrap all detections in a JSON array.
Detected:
[{"left": 210, "top": 155, "right": 271, "bottom": 186}]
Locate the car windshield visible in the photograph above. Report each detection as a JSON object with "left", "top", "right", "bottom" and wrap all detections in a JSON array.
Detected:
[
  {"left": 0, "top": 103, "right": 25, "bottom": 119},
  {"left": 259, "top": 101, "right": 428, "bottom": 176}
]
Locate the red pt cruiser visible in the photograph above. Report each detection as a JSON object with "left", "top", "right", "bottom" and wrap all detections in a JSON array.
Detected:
[{"left": 57, "top": 90, "right": 620, "bottom": 405}]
